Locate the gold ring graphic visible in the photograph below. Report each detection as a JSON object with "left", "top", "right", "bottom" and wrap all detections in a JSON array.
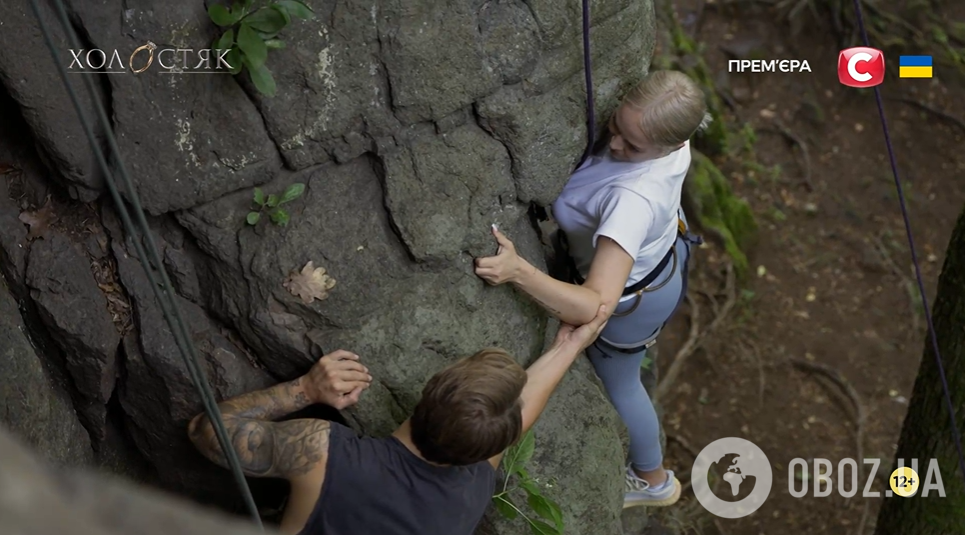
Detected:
[{"left": 129, "top": 41, "right": 156, "bottom": 74}]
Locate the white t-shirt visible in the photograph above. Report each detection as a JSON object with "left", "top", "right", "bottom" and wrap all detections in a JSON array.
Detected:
[{"left": 550, "top": 141, "right": 692, "bottom": 301}]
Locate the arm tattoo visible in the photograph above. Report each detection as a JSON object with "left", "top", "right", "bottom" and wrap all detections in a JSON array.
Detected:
[
  {"left": 192, "top": 417, "right": 331, "bottom": 478},
  {"left": 218, "top": 378, "right": 313, "bottom": 421},
  {"left": 188, "top": 378, "right": 329, "bottom": 479}
]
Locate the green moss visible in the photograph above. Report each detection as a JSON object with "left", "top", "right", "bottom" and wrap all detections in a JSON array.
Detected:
[
  {"left": 686, "top": 150, "right": 758, "bottom": 274},
  {"left": 669, "top": 26, "right": 728, "bottom": 156}
]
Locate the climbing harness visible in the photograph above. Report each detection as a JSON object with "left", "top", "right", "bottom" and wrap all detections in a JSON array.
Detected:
[
  {"left": 559, "top": 216, "right": 701, "bottom": 316},
  {"left": 570, "top": 0, "right": 702, "bottom": 358},
  {"left": 28, "top": 0, "right": 263, "bottom": 528},
  {"left": 849, "top": 0, "right": 965, "bottom": 488},
  {"left": 557, "top": 215, "right": 700, "bottom": 355}
]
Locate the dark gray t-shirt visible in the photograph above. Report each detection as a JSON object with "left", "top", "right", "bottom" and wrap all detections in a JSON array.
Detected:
[{"left": 299, "top": 422, "right": 496, "bottom": 535}]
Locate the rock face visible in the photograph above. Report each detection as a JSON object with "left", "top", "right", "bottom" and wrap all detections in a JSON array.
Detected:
[
  {"left": 26, "top": 231, "right": 120, "bottom": 442},
  {"left": 0, "top": 0, "right": 656, "bottom": 533},
  {"left": 0, "top": 277, "right": 93, "bottom": 467},
  {"left": 0, "top": 0, "right": 107, "bottom": 201},
  {"left": 0, "top": 425, "right": 272, "bottom": 535}
]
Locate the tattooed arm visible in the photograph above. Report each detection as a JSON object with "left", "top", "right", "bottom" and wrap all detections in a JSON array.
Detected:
[
  {"left": 187, "top": 350, "right": 373, "bottom": 481},
  {"left": 189, "top": 350, "right": 372, "bottom": 533}
]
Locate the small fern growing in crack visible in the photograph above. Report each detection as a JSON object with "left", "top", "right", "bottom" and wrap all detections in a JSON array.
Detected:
[
  {"left": 247, "top": 183, "right": 304, "bottom": 226},
  {"left": 208, "top": 0, "right": 314, "bottom": 96},
  {"left": 492, "top": 430, "right": 565, "bottom": 535}
]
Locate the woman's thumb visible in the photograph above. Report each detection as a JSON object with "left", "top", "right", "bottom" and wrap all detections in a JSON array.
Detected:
[{"left": 491, "top": 224, "right": 511, "bottom": 245}]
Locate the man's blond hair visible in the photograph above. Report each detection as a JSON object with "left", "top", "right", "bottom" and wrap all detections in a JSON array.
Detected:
[{"left": 623, "top": 70, "right": 712, "bottom": 148}]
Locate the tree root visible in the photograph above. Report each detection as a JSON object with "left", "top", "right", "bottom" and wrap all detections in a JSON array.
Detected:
[
  {"left": 789, "top": 358, "right": 866, "bottom": 487},
  {"left": 689, "top": 0, "right": 708, "bottom": 37},
  {"left": 889, "top": 96, "right": 965, "bottom": 136},
  {"left": 716, "top": 87, "right": 739, "bottom": 111},
  {"left": 657, "top": 294, "right": 700, "bottom": 400},
  {"left": 856, "top": 498, "right": 871, "bottom": 535},
  {"left": 667, "top": 433, "right": 700, "bottom": 494},
  {"left": 667, "top": 433, "right": 700, "bottom": 459},
  {"left": 872, "top": 235, "right": 921, "bottom": 337},
  {"left": 698, "top": 288, "right": 719, "bottom": 317},
  {"left": 656, "top": 260, "right": 737, "bottom": 401},
  {"left": 738, "top": 338, "right": 767, "bottom": 407},
  {"left": 760, "top": 119, "right": 813, "bottom": 191}
]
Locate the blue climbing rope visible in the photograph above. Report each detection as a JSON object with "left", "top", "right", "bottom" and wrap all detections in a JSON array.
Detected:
[
  {"left": 27, "top": 0, "right": 263, "bottom": 528},
  {"left": 849, "top": 0, "right": 965, "bottom": 486}
]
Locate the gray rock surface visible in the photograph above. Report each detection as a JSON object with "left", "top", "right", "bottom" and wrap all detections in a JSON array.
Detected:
[
  {"left": 0, "top": 78, "right": 54, "bottom": 297},
  {"left": 0, "top": 0, "right": 106, "bottom": 201},
  {"left": 26, "top": 231, "right": 120, "bottom": 442},
  {"left": 0, "top": 174, "right": 27, "bottom": 294},
  {"left": 0, "top": 0, "right": 657, "bottom": 532},
  {"left": 381, "top": 123, "right": 519, "bottom": 263},
  {"left": 0, "top": 425, "right": 272, "bottom": 535},
  {"left": 67, "top": 0, "right": 283, "bottom": 214},
  {"left": 102, "top": 208, "right": 277, "bottom": 497},
  {"left": 0, "top": 276, "right": 93, "bottom": 467}
]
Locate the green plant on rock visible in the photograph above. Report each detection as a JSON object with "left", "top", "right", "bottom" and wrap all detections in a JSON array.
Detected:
[
  {"left": 247, "top": 183, "right": 305, "bottom": 226},
  {"left": 686, "top": 150, "right": 757, "bottom": 275},
  {"left": 731, "top": 123, "right": 757, "bottom": 159},
  {"left": 493, "top": 430, "right": 565, "bottom": 535},
  {"left": 208, "top": 0, "right": 315, "bottom": 96}
]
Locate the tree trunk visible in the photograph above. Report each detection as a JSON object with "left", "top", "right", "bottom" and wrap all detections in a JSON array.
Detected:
[{"left": 875, "top": 206, "right": 965, "bottom": 535}]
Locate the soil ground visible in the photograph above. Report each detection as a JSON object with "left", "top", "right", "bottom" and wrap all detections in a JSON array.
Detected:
[{"left": 645, "top": 2, "right": 965, "bottom": 534}]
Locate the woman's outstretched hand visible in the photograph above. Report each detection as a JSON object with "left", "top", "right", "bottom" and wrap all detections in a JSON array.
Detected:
[{"left": 474, "top": 225, "right": 525, "bottom": 285}]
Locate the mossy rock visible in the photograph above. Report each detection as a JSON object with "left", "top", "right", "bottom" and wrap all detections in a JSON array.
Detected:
[
  {"left": 685, "top": 150, "right": 757, "bottom": 274},
  {"left": 669, "top": 25, "right": 728, "bottom": 156}
]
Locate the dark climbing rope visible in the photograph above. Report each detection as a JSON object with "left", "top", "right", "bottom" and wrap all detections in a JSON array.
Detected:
[
  {"left": 27, "top": 0, "right": 263, "bottom": 528},
  {"left": 579, "top": 0, "right": 596, "bottom": 166},
  {"left": 850, "top": 0, "right": 965, "bottom": 486}
]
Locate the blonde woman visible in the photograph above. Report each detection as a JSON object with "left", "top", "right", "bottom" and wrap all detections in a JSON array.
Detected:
[{"left": 474, "top": 70, "right": 709, "bottom": 509}]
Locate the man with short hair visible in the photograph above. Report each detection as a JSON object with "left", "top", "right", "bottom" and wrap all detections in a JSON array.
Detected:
[{"left": 188, "top": 304, "right": 608, "bottom": 535}]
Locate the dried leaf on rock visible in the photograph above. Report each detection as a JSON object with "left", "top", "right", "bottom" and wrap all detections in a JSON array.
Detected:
[
  {"left": 19, "top": 196, "right": 58, "bottom": 240},
  {"left": 283, "top": 261, "right": 336, "bottom": 304}
]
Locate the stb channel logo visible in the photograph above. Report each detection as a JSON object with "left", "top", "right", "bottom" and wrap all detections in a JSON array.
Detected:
[{"left": 838, "top": 47, "right": 885, "bottom": 87}]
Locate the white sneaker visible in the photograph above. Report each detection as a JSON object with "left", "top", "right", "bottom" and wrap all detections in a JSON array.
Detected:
[{"left": 623, "top": 464, "right": 682, "bottom": 509}]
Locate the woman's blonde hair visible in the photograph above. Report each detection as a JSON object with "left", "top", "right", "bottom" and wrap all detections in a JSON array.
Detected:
[{"left": 623, "top": 70, "right": 712, "bottom": 148}]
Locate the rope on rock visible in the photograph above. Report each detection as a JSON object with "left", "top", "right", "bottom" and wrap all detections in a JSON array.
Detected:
[
  {"left": 579, "top": 0, "right": 596, "bottom": 166},
  {"left": 849, "top": 0, "right": 965, "bottom": 487},
  {"left": 27, "top": 0, "right": 263, "bottom": 528}
]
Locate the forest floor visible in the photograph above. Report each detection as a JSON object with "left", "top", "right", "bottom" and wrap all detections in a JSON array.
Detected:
[{"left": 642, "top": 1, "right": 965, "bottom": 534}]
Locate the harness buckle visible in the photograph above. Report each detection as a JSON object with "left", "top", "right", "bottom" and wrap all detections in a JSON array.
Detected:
[{"left": 678, "top": 217, "right": 704, "bottom": 246}]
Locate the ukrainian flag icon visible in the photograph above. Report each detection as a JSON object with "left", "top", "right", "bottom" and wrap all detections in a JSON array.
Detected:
[{"left": 899, "top": 56, "right": 933, "bottom": 78}]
